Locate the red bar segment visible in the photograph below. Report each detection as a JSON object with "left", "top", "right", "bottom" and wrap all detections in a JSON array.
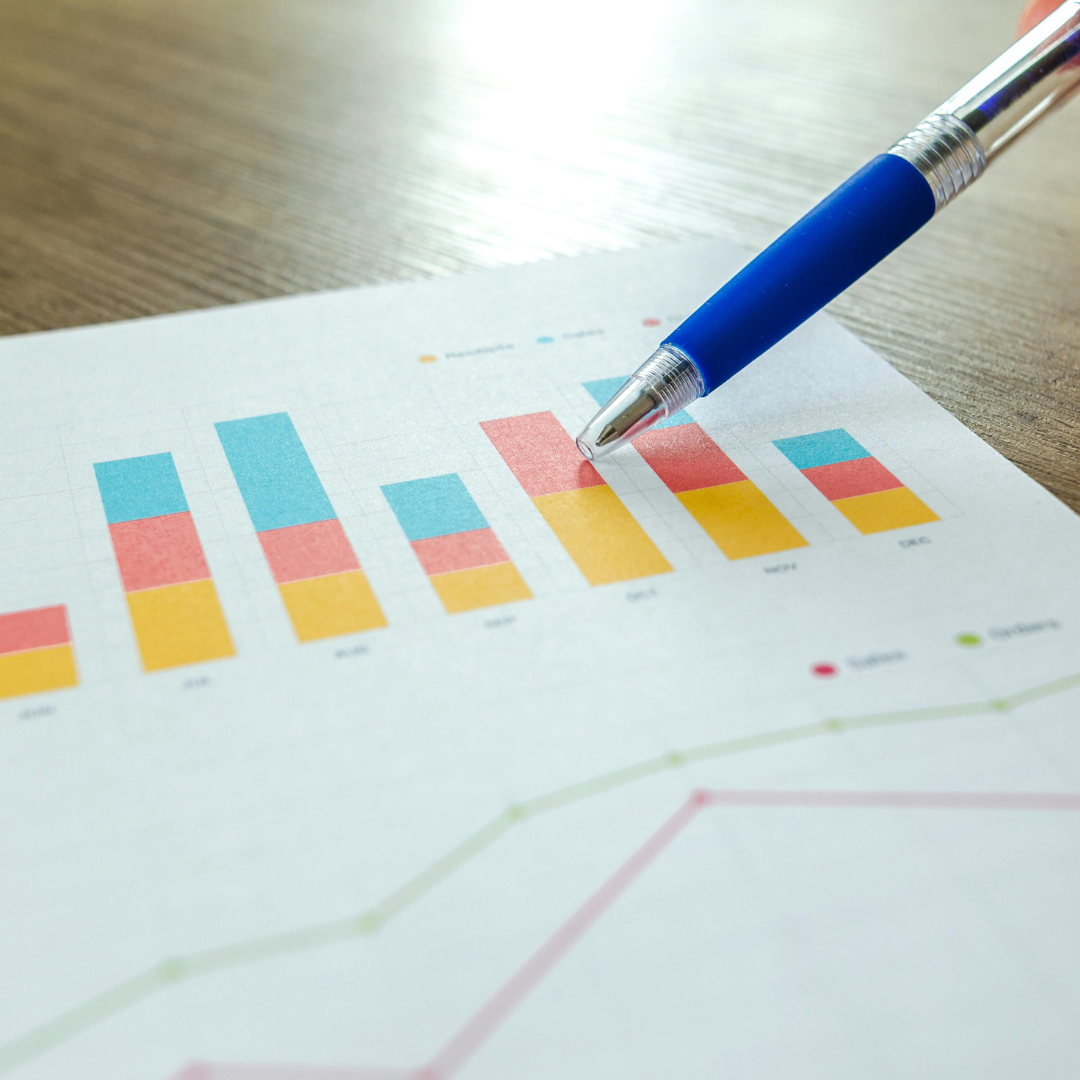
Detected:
[
  {"left": 481, "top": 412, "right": 604, "bottom": 498},
  {"left": 411, "top": 528, "right": 509, "bottom": 576},
  {"left": 257, "top": 518, "right": 360, "bottom": 585},
  {"left": 0, "top": 605, "right": 71, "bottom": 655},
  {"left": 802, "top": 457, "right": 903, "bottom": 500},
  {"left": 634, "top": 424, "right": 746, "bottom": 493},
  {"left": 109, "top": 512, "right": 211, "bottom": 593}
]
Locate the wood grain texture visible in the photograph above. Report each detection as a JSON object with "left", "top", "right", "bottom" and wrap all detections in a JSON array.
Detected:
[{"left": 0, "top": 0, "right": 1077, "bottom": 508}]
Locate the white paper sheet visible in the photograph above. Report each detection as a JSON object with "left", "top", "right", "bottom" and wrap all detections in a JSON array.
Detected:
[{"left": 1, "top": 240, "right": 1078, "bottom": 1080}]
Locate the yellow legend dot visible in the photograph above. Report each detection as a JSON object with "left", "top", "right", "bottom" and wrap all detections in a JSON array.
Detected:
[{"left": 419, "top": 354, "right": 437, "bottom": 364}]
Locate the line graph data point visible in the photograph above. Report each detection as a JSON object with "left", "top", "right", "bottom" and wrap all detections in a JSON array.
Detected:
[{"left": 159, "top": 959, "right": 188, "bottom": 983}]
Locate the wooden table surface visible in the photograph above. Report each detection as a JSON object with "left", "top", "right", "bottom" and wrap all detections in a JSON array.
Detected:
[{"left": 1, "top": 0, "right": 1077, "bottom": 509}]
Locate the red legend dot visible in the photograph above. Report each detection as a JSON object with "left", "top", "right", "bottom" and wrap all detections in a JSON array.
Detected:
[
  {"left": 811, "top": 662, "right": 839, "bottom": 678},
  {"left": 643, "top": 317, "right": 661, "bottom": 327}
]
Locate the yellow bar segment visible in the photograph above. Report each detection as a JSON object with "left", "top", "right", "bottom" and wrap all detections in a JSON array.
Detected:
[
  {"left": 127, "top": 579, "right": 235, "bottom": 672},
  {"left": 0, "top": 644, "right": 78, "bottom": 699},
  {"left": 430, "top": 561, "right": 532, "bottom": 614},
  {"left": 833, "top": 486, "right": 939, "bottom": 534},
  {"left": 677, "top": 480, "right": 808, "bottom": 560},
  {"left": 532, "top": 485, "right": 672, "bottom": 586},
  {"left": 278, "top": 569, "right": 387, "bottom": 642}
]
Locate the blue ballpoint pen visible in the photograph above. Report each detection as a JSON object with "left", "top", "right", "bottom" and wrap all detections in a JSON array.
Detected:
[{"left": 576, "top": 2, "right": 1080, "bottom": 460}]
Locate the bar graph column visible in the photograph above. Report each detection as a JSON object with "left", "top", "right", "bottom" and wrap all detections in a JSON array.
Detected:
[
  {"left": 95, "top": 453, "right": 235, "bottom": 671},
  {"left": 215, "top": 413, "right": 386, "bottom": 641},
  {"left": 773, "top": 428, "right": 939, "bottom": 534},
  {"left": 0, "top": 605, "right": 78, "bottom": 699},
  {"left": 584, "top": 379, "right": 807, "bottom": 560},
  {"left": 480, "top": 411, "right": 672, "bottom": 586},
  {"left": 381, "top": 473, "right": 532, "bottom": 613}
]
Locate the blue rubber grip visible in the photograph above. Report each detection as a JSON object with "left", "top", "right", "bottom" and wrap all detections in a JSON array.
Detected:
[{"left": 666, "top": 154, "right": 936, "bottom": 393}]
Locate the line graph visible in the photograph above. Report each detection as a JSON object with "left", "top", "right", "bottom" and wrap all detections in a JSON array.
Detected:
[
  {"left": 2, "top": 670, "right": 1079, "bottom": 1075},
  {"left": 170, "top": 789, "right": 1080, "bottom": 1080}
]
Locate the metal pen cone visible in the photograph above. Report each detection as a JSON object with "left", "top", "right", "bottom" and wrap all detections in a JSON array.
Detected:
[
  {"left": 576, "top": 344, "right": 707, "bottom": 460},
  {"left": 576, "top": 383, "right": 663, "bottom": 460},
  {"left": 596, "top": 423, "right": 622, "bottom": 448}
]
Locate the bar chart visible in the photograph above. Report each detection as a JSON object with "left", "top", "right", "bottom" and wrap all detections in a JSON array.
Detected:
[
  {"left": 6, "top": 412, "right": 949, "bottom": 700},
  {"left": 773, "top": 429, "right": 939, "bottom": 534},
  {"left": 95, "top": 453, "right": 235, "bottom": 671},
  {"left": 584, "top": 379, "right": 807, "bottom": 560},
  {"left": 215, "top": 413, "right": 386, "bottom": 641},
  {"left": 0, "top": 605, "right": 78, "bottom": 699},
  {"left": 381, "top": 473, "right": 532, "bottom": 613},
  {"left": 480, "top": 412, "right": 672, "bottom": 586}
]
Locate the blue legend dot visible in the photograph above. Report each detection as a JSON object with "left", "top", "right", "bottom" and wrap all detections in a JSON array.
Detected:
[{"left": 536, "top": 336, "right": 554, "bottom": 344}]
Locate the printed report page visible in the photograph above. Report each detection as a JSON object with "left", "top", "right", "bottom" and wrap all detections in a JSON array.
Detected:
[{"left": 0, "top": 240, "right": 1078, "bottom": 1079}]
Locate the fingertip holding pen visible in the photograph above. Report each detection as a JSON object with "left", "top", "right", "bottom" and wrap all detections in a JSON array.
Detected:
[{"left": 576, "top": 0, "right": 1080, "bottom": 461}]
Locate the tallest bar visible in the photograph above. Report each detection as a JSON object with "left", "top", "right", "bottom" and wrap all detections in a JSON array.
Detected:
[{"left": 215, "top": 413, "right": 386, "bottom": 641}]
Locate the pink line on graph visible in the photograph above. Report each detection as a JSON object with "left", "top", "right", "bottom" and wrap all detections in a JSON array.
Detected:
[
  {"left": 173, "top": 1066, "right": 411, "bottom": 1079},
  {"left": 424, "top": 793, "right": 705, "bottom": 1079},
  {"left": 698, "top": 789, "right": 1080, "bottom": 811},
  {"left": 169, "top": 788, "right": 1080, "bottom": 1080}
]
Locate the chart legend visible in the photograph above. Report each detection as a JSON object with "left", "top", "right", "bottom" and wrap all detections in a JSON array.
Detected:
[
  {"left": 585, "top": 378, "right": 807, "bottom": 559},
  {"left": 773, "top": 428, "right": 939, "bottom": 534},
  {"left": 0, "top": 605, "right": 78, "bottom": 699},
  {"left": 480, "top": 411, "right": 672, "bottom": 585},
  {"left": 94, "top": 453, "right": 235, "bottom": 671},
  {"left": 215, "top": 413, "right": 386, "bottom": 641},
  {"left": 381, "top": 474, "right": 532, "bottom": 613}
]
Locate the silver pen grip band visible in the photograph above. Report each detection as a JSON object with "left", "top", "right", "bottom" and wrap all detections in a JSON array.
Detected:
[{"left": 888, "top": 114, "right": 986, "bottom": 212}]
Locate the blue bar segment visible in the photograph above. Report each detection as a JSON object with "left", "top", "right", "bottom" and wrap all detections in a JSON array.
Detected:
[
  {"left": 583, "top": 377, "right": 693, "bottom": 429},
  {"left": 773, "top": 428, "right": 870, "bottom": 471},
  {"left": 94, "top": 453, "right": 189, "bottom": 524},
  {"left": 215, "top": 413, "right": 336, "bottom": 533},
  {"left": 381, "top": 474, "right": 488, "bottom": 542}
]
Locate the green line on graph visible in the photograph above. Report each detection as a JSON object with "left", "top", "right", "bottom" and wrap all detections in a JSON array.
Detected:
[{"left": 2, "top": 670, "right": 1078, "bottom": 1076}]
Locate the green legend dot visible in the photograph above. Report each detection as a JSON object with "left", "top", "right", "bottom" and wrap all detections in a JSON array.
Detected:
[{"left": 956, "top": 632, "right": 983, "bottom": 647}]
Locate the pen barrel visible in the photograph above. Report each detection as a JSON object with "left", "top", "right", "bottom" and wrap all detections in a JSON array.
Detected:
[
  {"left": 937, "top": 0, "right": 1080, "bottom": 162},
  {"left": 665, "top": 154, "right": 935, "bottom": 394}
]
